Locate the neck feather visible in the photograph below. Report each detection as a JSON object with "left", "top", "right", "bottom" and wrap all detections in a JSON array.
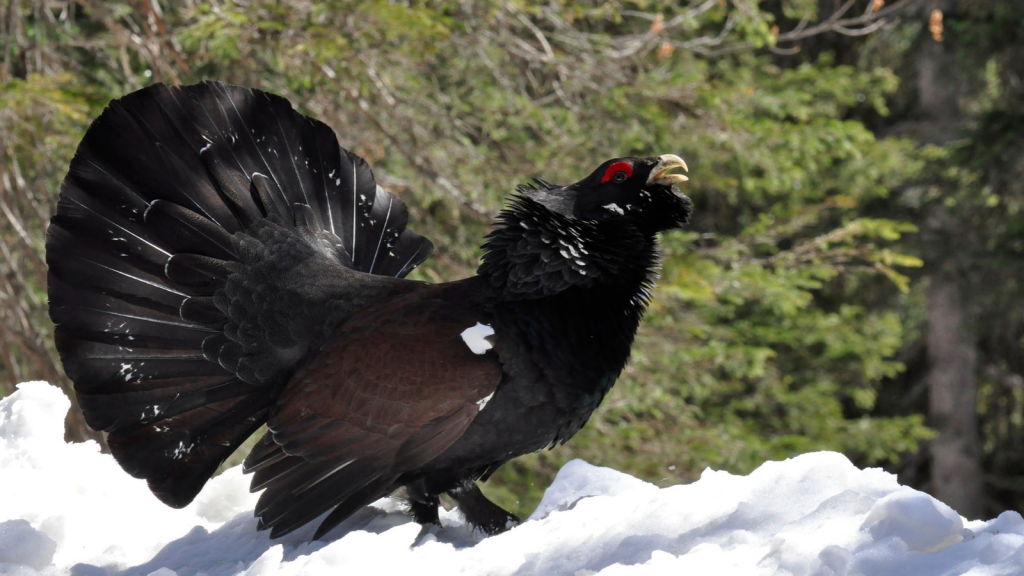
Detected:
[{"left": 477, "top": 196, "right": 659, "bottom": 305}]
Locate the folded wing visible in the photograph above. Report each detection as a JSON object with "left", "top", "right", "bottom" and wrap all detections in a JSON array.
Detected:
[{"left": 243, "top": 289, "right": 501, "bottom": 538}]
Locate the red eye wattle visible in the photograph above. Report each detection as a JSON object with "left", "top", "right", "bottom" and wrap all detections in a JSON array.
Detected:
[{"left": 602, "top": 161, "right": 633, "bottom": 184}]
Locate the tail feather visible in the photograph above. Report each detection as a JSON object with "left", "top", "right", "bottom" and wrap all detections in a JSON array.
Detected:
[
  {"left": 56, "top": 338, "right": 225, "bottom": 391},
  {"left": 165, "top": 254, "right": 238, "bottom": 286},
  {"left": 143, "top": 200, "right": 238, "bottom": 260},
  {"left": 50, "top": 190, "right": 169, "bottom": 276},
  {"left": 47, "top": 81, "right": 433, "bottom": 508},
  {"left": 49, "top": 284, "right": 212, "bottom": 353},
  {"left": 46, "top": 227, "right": 185, "bottom": 310},
  {"left": 107, "top": 391, "right": 272, "bottom": 507},
  {"left": 86, "top": 88, "right": 243, "bottom": 231},
  {"left": 179, "top": 297, "right": 226, "bottom": 326},
  {"left": 78, "top": 376, "right": 251, "bottom": 432},
  {"left": 51, "top": 249, "right": 187, "bottom": 308}
]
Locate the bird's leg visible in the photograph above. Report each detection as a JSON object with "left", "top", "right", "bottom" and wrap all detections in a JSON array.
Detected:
[
  {"left": 448, "top": 479, "right": 520, "bottom": 535},
  {"left": 404, "top": 482, "right": 441, "bottom": 526}
]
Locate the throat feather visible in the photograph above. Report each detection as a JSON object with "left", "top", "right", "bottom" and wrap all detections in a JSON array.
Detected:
[{"left": 478, "top": 195, "right": 659, "bottom": 303}]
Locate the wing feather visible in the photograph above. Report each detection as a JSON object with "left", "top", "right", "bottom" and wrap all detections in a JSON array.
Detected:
[{"left": 245, "top": 288, "right": 500, "bottom": 538}]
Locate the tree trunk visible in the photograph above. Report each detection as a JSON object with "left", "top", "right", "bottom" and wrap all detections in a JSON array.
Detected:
[
  {"left": 911, "top": 0, "right": 985, "bottom": 519},
  {"left": 926, "top": 275, "right": 983, "bottom": 518}
]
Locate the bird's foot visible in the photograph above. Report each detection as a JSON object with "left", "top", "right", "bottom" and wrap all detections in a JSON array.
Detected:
[
  {"left": 468, "top": 508, "right": 521, "bottom": 536},
  {"left": 449, "top": 480, "right": 520, "bottom": 535},
  {"left": 401, "top": 485, "right": 441, "bottom": 526}
]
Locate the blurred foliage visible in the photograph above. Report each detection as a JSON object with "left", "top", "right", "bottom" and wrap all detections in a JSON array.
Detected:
[
  {"left": 811, "top": 0, "right": 1024, "bottom": 517},
  {"left": 2, "top": 0, "right": 979, "bottom": 518},
  {"left": 920, "top": 2, "right": 1024, "bottom": 516}
]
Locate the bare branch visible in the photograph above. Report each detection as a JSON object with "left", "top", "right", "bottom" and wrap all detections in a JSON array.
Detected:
[{"left": 533, "top": 0, "right": 923, "bottom": 60}]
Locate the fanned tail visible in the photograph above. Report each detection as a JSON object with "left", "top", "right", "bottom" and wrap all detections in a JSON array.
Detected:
[{"left": 46, "top": 81, "right": 433, "bottom": 507}]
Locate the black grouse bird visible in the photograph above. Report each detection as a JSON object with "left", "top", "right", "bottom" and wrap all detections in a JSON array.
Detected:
[{"left": 46, "top": 81, "right": 691, "bottom": 539}]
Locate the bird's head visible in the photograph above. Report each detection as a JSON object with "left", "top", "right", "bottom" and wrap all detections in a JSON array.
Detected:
[
  {"left": 483, "top": 154, "right": 692, "bottom": 297},
  {"left": 522, "top": 154, "right": 692, "bottom": 234}
]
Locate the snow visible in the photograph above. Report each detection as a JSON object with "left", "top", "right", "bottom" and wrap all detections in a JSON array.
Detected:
[
  {"left": 1, "top": 382, "right": 1023, "bottom": 576},
  {"left": 0, "top": 520, "right": 55, "bottom": 570}
]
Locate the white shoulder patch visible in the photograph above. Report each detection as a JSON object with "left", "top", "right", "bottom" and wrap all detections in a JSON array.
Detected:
[
  {"left": 602, "top": 203, "right": 625, "bottom": 216},
  {"left": 461, "top": 322, "right": 495, "bottom": 355}
]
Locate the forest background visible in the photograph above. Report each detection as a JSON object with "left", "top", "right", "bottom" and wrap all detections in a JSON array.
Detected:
[{"left": 2, "top": 0, "right": 1022, "bottom": 521}]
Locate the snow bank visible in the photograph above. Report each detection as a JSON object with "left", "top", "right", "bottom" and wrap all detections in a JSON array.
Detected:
[{"left": 1, "top": 382, "right": 1022, "bottom": 576}]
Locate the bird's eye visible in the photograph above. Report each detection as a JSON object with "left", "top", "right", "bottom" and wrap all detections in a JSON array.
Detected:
[{"left": 601, "top": 161, "right": 634, "bottom": 183}]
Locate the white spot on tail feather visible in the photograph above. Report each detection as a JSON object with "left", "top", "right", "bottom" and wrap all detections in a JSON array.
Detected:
[
  {"left": 461, "top": 322, "right": 494, "bottom": 355},
  {"left": 172, "top": 441, "right": 195, "bottom": 460}
]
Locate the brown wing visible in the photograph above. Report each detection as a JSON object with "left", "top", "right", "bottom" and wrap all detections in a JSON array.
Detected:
[{"left": 242, "top": 287, "right": 500, "bottom": 538}]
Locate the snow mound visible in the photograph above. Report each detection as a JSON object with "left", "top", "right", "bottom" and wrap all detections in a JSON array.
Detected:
[{"left": 1, "top": 382, "right": 1023, "bottom": 576}]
